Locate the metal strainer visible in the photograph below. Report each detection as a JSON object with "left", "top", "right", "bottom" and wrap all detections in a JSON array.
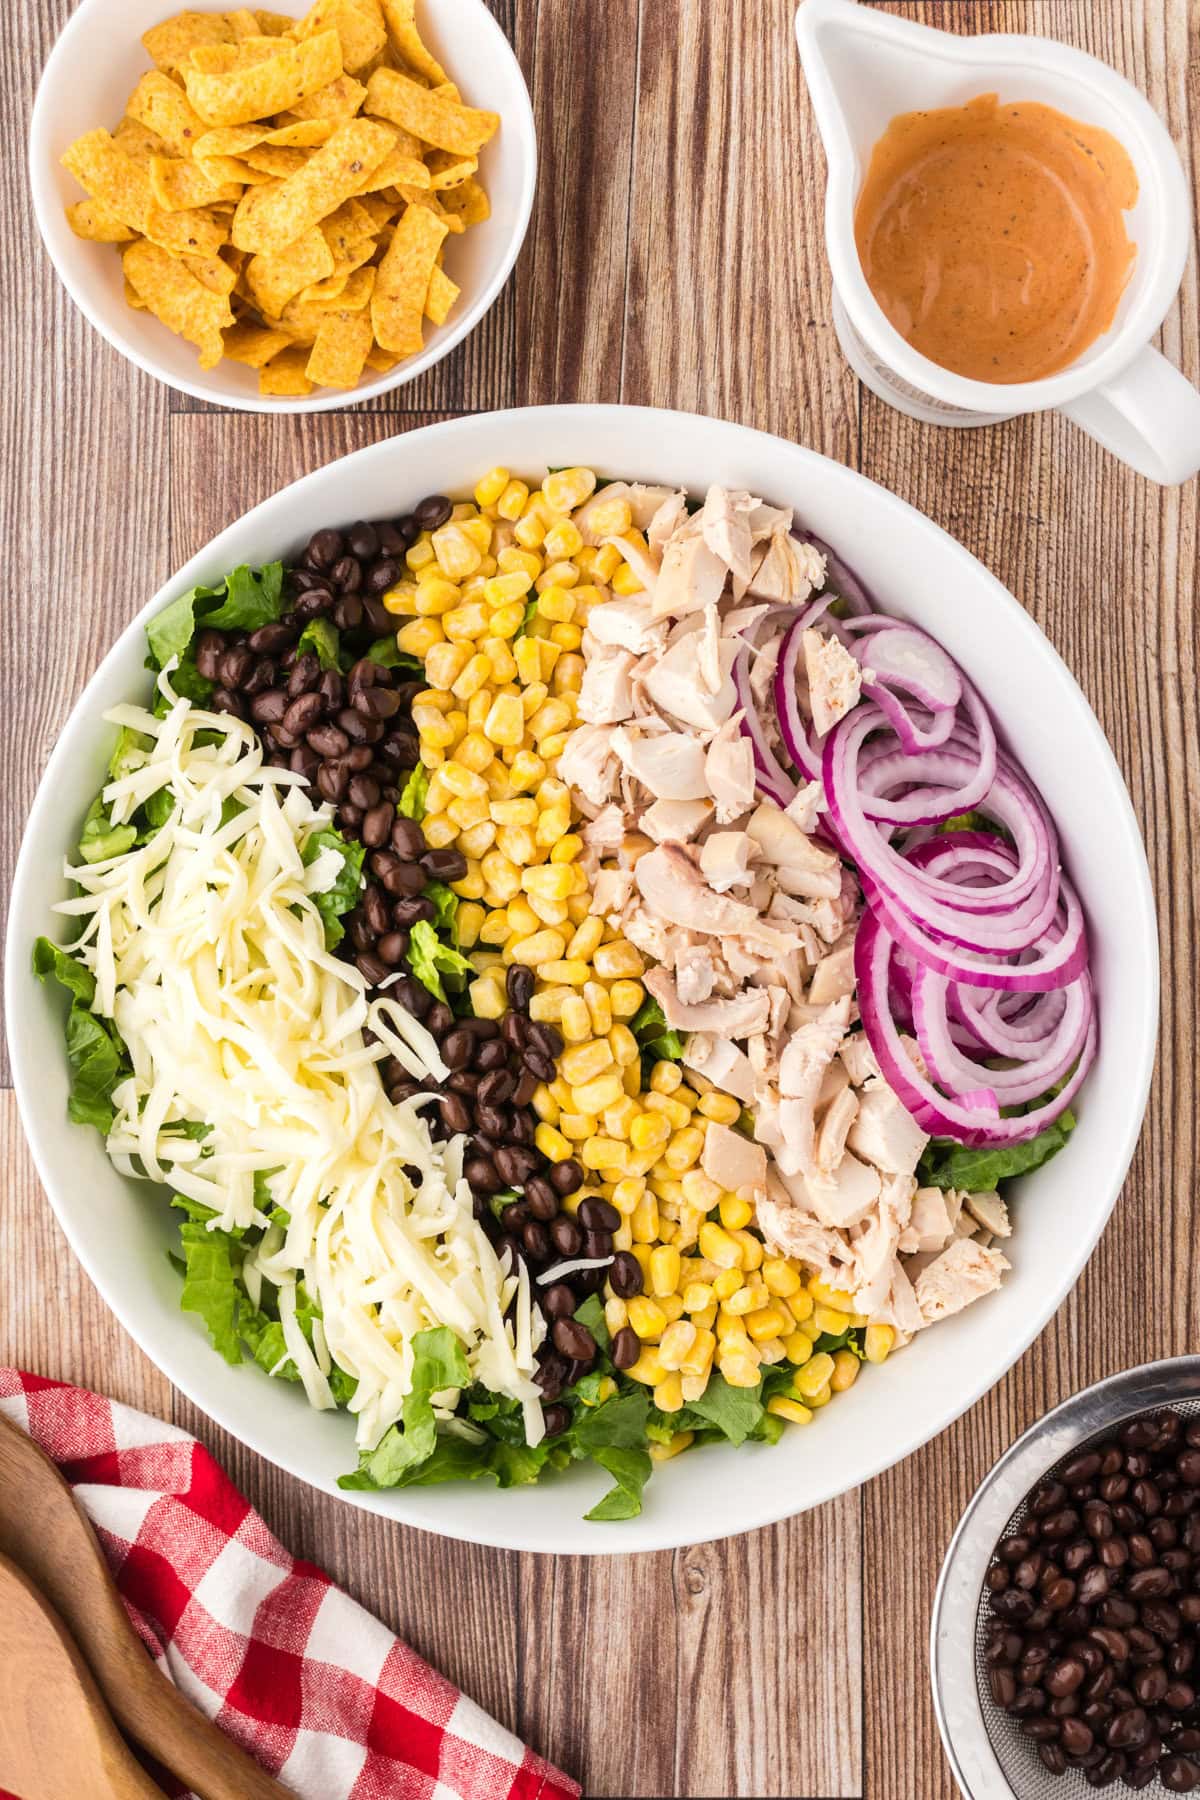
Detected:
[{"left": 932, "top": 1357, "right": 1200, "bottom": 1798}]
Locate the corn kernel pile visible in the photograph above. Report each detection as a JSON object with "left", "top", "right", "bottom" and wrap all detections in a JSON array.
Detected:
[{"left": 380, "top": 465, "right": 894, "bottom": 1444}]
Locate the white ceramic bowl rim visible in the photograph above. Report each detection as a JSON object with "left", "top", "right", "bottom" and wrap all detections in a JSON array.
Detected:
[
  {"left": 799, "top": 0, "right": 1192, "bottom": 413},
  {"left": 28, "top": 0, "right": 537, "bottom": 413},
  {"left": 5, "top": 406, "right": 1159, "bottom": 1553}
]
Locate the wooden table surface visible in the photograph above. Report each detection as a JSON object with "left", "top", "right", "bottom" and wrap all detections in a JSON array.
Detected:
[{"left": 2, "top": 2, "right": 1198, "bottom": 1794}]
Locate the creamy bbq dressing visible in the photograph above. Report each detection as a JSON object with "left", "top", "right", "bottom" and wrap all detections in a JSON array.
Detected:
[{"left": 853, "top": 93, "right": 1138, "bottom": 384}]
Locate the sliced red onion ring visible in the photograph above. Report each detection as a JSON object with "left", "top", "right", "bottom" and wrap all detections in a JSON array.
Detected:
[
  {"left": 912, "top": 964, "right": 1093, "bottom": 1106},
  {"left": 860, "top": 626, "right": 962, "bottom": 711}
]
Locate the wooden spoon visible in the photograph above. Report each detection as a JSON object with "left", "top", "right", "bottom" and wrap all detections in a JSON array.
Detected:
[
  {"left": 0, "top": 1549, "right": 164, "bottom": 1799},
  {"left": 0, "top": 1412, "right": 290, "bottom": 1799}
]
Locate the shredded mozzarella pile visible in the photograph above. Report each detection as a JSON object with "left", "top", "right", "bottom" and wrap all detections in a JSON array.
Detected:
[{"left": 57, "top": 678, "right": 545, "bottom": 1450}]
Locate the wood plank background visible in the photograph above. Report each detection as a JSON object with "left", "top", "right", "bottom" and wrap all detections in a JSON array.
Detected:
[{"left": 2, "top": 1, "right": 1197, "bottom": 1793}]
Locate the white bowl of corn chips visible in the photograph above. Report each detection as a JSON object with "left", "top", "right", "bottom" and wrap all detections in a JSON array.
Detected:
[{"left": 30, "top": 1, "right": 536, "bottom": 408}]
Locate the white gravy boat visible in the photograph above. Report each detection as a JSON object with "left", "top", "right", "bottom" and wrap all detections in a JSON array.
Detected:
[{"left": 795, "top": 0, "right": 1200, "bottom": 485}]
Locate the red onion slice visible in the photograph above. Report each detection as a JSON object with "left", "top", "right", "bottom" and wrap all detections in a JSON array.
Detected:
[{"left": 860, "top": 626, "right": 962, "bottom": 711}]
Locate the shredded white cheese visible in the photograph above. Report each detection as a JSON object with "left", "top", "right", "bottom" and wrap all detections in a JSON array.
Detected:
[{"left": 57, "top": 679, "right": 543, "bottom": 1451}]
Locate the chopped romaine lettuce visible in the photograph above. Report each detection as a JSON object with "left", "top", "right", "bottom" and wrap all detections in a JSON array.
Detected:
[
  {"left": 33, "top": 937, "right": 130, "bottom": 1132},
  {"left": 406, "top": 919, "right": 473, "bottom": 1001},
  {"left": 917, "top": 1107, "right": 1076, "bottom": 1192},
  {"left": 296, "top": 616, "right": 341, "bottom": 671},
  {"left": 301, "top": 827, "right": 365, "bottom": 951},
  {"left": 78, "top": 796, "right": 137, "bottom": 865},
  {"left": 398, "top": 764, "right": 429, "bottom": 820}
]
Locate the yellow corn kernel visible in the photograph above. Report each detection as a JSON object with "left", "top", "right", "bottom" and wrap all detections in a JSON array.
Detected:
[
  {"left": 490, "top": 601, "right": 526, "bottom": 639},
  {"left": 783, "top": 1330, "right": 814, "bottom": 1368},
  {"left": 542, "top": 467, "right": 596, "bottom": 512},
  {"left": 762, "top": 1258, "right": 802, "bottom": 1300},
  {"left": 413, "top": 575, "right": 462, "bottom": 617},
  {"left": 570, "top": 1071, "right": 623, "bottom": 1114},
  {"left": 446, "top": 795, "right": 487, "bottom": 832},
  {"left": 405, "top": 537, "right": 435, "bottom": 571},
  {"left": 496, "top": 824, "right": 537, "bottom": 865},
  {"left": 481, "top": 693, "right": 523, "bottom": 747},
  {"left": 421, "top": 814, "right": 458, "bottom": 849},
  {"left": 810, "top": 1281, "right": 856, "bottom": 1313},
  {"left": 513, "top": 511, "right": 546, "bottom": 550},
  {"left": 464, "top": 691, "right": 492, "bottom": 733},
  {"left": 544, "top": 828, "right": 579, "bottom": 863},
  {"left": 673, "top": 1329, "right": 711, "bottom": 1381},
  {"left": 432, "top": 523, "right": 482, "bottom": 579},
  {"left": 609, "top": 980, "right": 644, "bottom": 1020},
  {"left": 664, "top": 1126, "right": 705, "bottom": 1174},
  {"left": 650, "top": 1428, "right": 695, "bottom": 1460},
  {"left": 560, "top": 1040, "right": 613, "bottom": 1086},
  {"left": 723, "top": 1280, "right": 768, "bottom": 1318},
  {"left": 579, "top": 1136, "right": 625, "bottom": 1172},
  {"left": 382, "top": 583, "right": 417, "bottom": 615},
  {"left": 644, "top": 1097, "right": 692, "bottom": 1136},
  {"left": 719, "top": 1352, "right": 761, "bottom": 1389},
  {"left": 537, "top": 958, "right": 589, "bottom": 985},
  {"left": 798, "top": 1317, "right": 822, "bottom": 1342},
  {"left": 631, "top": 1192, "right": 660, "bottom": 1243},
  {"left": 496, "top": 478, "right": 529, "bottom": 521},
  {"left": 478, "top": 908, "right": 512, "bottom": 947},
  {"left": 626, "top": 1349, "right": 667, "bottom": 1388},
  {"left": 535, "top": 585, "right": 576, "bottom": 625},
  {"left": 530, "top": 1085, "right": 559, "bottom": 1126},
  {"left": 549, "top": 993, "right": 584, "bottom": 1042},
  {"left": 746, "top": 1305, "right": 788, "bottom": 1344},
  {"left": 657, "top": 1319, "right": 697, "bottom": 1374},
  {"left": 455, "top": 901, "right": 485, "bottom": 949},
  {"left": 569, "top": 931, "right": 607, "bottom": 982},
  {"left": 559, "top": 1111, "right": 599, "bottom": 1142},
  {"left": 768, "top": 1396, "right": 814, "bottom": 1426},
  {"left": 513, "top": 636, "right": 543, "bottom": 686},
  {"left": 473, "top": 465, "right": 509, "bottom": 507},
  {"left": 423, "top": 641, "right": 470, "bottom": 691},
  {"left": 787, "top": 1289, "right": 816, "bottom": 1324},
  {"left": 717, "top": 1310, "right": 752, "bottom": 1348},
  {"left": 604, "top": 1024, "right": 636, "bottom": 1069},
  {"left": 813, "top": 1305, "right": 853, "bottom": 1338},
  {"left": 627, "top": 1295, "right": 667, "bottom": 1340},
  {"left": 549, "top": 624, "right": 581, "bottom": 653},
  {"left": 457, "top": 821, "right": 497, "bottom": 860},
  {"left": 649, "top": 1244, "right": 682, "bottom": 1299},
  {"left": 396, "top": 617, "right": 445, "bottom": 657},
  {"left": 831, "top": 1349, "right": 861, "bottom": 1392},
  {"left": 498, "top": 543, "right": 541, "bottom": 577},
  {"left": 689, "top": 1302, "right": 717, "bottom": 1332},
  {"left": 508, "top": 928, "right": 565, "bottom": 968},
  {"left": 864, "top": 1324, "right": 895, "bottom": 1365},
  {"left": 452, "top": 730, "right": 492, "bottom": 775},
  {"left": 439, "top": 760, "right": 487, "bottom": 803},
  {"left": 483, "top": 570, "right": 533, "bottom": 606},
  {"left": 630, "top": 1112, "right": 670, "bottom": 1153},
  {"left": 730, "top": 1229, "right": 764, "bottom": 1273},
  {"left": 610, "top": 1176, "right": 644, "bottom": 1216},
  {"left": 698, "top": 1223, "right": 742, "bottom": 1270},
  {"left": 534, "top": 1123, "right": 572, "bottom": 1162},
  {"left": 478, "top": 854, "right": 521, "bottom": 906},
  {"left": 585, "top": 495, "right": 633, "bottom": 537},
  {"left": 590, "top": 542, "right": 620, "bottom": 582},
  {"left": 717, "top": 1192, "right": 753, "bottom": 1231},
  {"left": 508, "top": 748, "right": 546, "bottom": 793},
  {"left": 808, "top": 1383, "right": 833, "bottom": 1408},
  {"left": 506, "top": 896, "right": 539, "bottom": 935},
  {"left": 535, "top": 559, "right": 580, "bottom": 594},
  {"left": 611, "top": 561, "right": 644, "bottom": 597},
  {"left": 649, "top": 1060, "right": 683, "bottom": 1095},
  {"left": 793, "top": 1353, "right": 836, "bottom": 1400},
  {"left": 468, "top": 972, "right": 506, "bottom": 1020},
  {"left": 682, "top": 1280, "right": 714, "bottom": 1314},
  {"left": 490, "top": 798, "right": 537, "bottom": 828},
  {"left": 543, "top": 519, "right": 583, "bottom": 560},
  {"left": 442, "top": 602, "right": 490, "bottom": 643},
  {"left": 712, "top": 1271, "right": 743, "bottom": 1306},
  {"left": 523, "top": 864, "right": 575, "bottom": 903},
  {"left": 675, "top": 1171, "right": 716, "bottom": 1213},
  {"left": 600, "top": 1296, "right": 629, "bottom": 1339},
  {"left": 552, "top": 652, "right": 584, "bottom": 695}
]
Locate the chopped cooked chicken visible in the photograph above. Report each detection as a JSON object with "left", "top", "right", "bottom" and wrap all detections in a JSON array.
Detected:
[
  {"left": 582, "top": 803, "right": 627, "bottom": 852},
  {"left": 643, "top": 967, "right": 772, "bottom": 1037},
  {"left": 700, "top": 831, "right": 756, "bottom": 892},
  {"left": 683, "top": 1031, "right": 756, "bottom": 1102},
  {"left": 809, "top": 934, "right": 857, "bottom": 1005},
  {"left": 792, "top": 1152, "right": 882, "bottom": 1230},
  {"left": 641, "top": 798, "right": 713, "bottom": 845},
  {"left": 611, "top": 727, "right": 709, "bottom": 801},
  {"left": 914, "top": 1239, "right": 1010, "bottom": 1325},
  {"left": 804, "top": 628, "right": 863, "bottom": 736},
  {"left": 592, "top": 867, "right": 635, "bottom": 915},
  {"left": 747, "top": 528, "right": 823, "bottom": 604},
  {"left": 755, "top": 1180, "right": 857, "bottom": 1289},
  {"left": 698, "top": 486, "right": 755, "bottom": 591},
  {"left": 647, "top": 489, "right": 689, "bottom": 554},
  {"left": 745, "top": 801, "right": 842, "bottom": 899},
  {"left": 965, "top": 1191, "right": 1012, "bottom": 1238},
  {"left": 634, "top": 844, "right": 800, "bottom": 952},
  {"left": 650, "top": 529, "right": 728, "bottom": 621},
  {"left": 873, "top": 1263, "right": 926, "bottom": 1340},
  {"left": 773, "top": 995, "right": 852, "bottom": 1176},
  {"left": 605, "top": 533, "right": 661, "bottom": 597},
  {"left": 851, "top": 1174, "right": 915, "bottom": 1313},
  {"left": 785, "top": 780, "right": 825, "bottom": 834},
  {"left": 558, "top": 723, "right": 617, "bottom": 806},
  {"left": 839, "top": 1034, "right": 881, "bottom": 1086},
  {"left": 575, "top": 481, "right": 680, "bottom": 545},
  {"left": 674, "top": 943, "right": 718, "bottom": 1005},
  {"left": 897, "top": 1186, "right": 956, "bottom": 1255},
  {"left": 637, "top": 627, "right": 737, "bottom": 730},
  {"left": 847, "top": 1084, "right": 929, "bottom": 1178},
  {"left": 578, "top": 644, "right": 636, "bottom": 725},
  {"left": 701, "top": 1121, "right": 767, "bottom": 1195},
  {"left": 814, "top": 1086, "right": 859, "bottom": 1173},
  {"left": 706, "top": 719, "right": 756, "bottom": 822},
  {"left": 586, "top": 598, "right": 668, "bottom": 656}
]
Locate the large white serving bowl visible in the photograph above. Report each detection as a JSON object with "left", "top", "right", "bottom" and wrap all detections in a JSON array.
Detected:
[
  {"left": 29, "top": 0, "right": 536, "bottom": 412},
  {"left": 5, "top": 406, "right": 1158, "bottom": 1554}
]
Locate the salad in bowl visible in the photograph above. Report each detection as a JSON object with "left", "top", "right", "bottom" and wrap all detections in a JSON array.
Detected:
[{"left": 8, "top": 408, "right": 1155, "bottom": 1551}]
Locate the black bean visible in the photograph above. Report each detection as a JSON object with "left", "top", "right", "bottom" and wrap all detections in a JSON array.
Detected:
[
  {"left": 608, "top": 1251, "right": 643, "bottom": 1298},
  {"left": 477, "top": 1070, "right": 516, "bottom": 1108},
  {"left": 523, "top": 1176, "right": 558, "bottom": 1221},
  {"left": 421, "top": 847, "right": 468, "bottom": 882},
  {"left": 250, "top": 688, "right": 289, "bottom": 724},
  {"left": 551, "top": 1318, "right": 595, "bottom": 1364},
  {"left": 523, "top": 1048, "right": 557, "bottom": 1083},
  {"left": 578, "top": 1197, "right": 621, "bottom": 1233},
  {"left": 377, "top": 932, "right": 408, "bottom": 966},
  {"left": 413, "top": 494, "right": 453, "bottom": 531},
  {"left": 608, "top": 1326, "right": 640, "bottom": 1371},
  {"left": 541, "top": 1404, "right": 570, "bottom": 1440},
  {"left": 439, "top": 1092, "right": 472, "bottom": 1133},
  {"left": 362, "top": 802, "right": 395, "bottom": 848},
  {"left": 513, "top": 1068, "right": 538, "bottom": 1108},
  {"left": 1163, "top": 1756, "right": 1200, "bottom": 1793},
  {"left": 1061, "top": 1717, "right": 1095, "bottom": 1756},
  {"left": 540, "top": 1283, "right": 576, "bottom": 1320},
  {"left": 356, "top": 952, "right": 390, "bottom": 985},
  {"left": 550, "top": 1159, "right": 584, "bottom": 1196},
  {"left": 989, "top": 1665, "right": 1017, "bottom": 1707},
  {"left": 549, "top": 1215, "right": 582, "bottom": 1258},
  {"left": 357, "top": 684, "right": 401, "bottom": 720},
  {"left": 506, "top": 963, "right": 534, "bottom": 1013},
  {"left": 194, "top": 629, "right": 226, "bottom": 680},
  {"left": 1047, "top": 1657, "right": 1087, "bottom": 1697},
  {"left": 383, "top": 860, "right": 427, "bottom": 897},
  {"left": 1128, "top": 1567, "right": 1175, "bottom": 1600},
  {"left": 331, "top": 556, "right": 362, "bottom": 594},
  {"left": 528, "top": 1020, "right": 565, "bottom": 1059},
  {"left": 390, "top": 816, "right": 426, "bottom": 858},
  {"left": 534, "top": 1354, "right": 569, "bottom": 1401},
  {"left": 290, "top": 745, "right": 321, "bottom": 782},
  {"left": 521, "top": 1220, "right": 550, "bottom": 1262},
  {"left": 464, "top": 1157, "right": 501, "bottom": 1194}
]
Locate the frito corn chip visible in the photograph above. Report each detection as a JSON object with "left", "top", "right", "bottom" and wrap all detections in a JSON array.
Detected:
[
  {"left": 150, "top": 154, "right": 242, "bottom": 212},
  {"left": 296, "top": 0, "right": 387, "bottom": 75},
  {"left": 244, "top": 146, "right": 310, "bottom": 177},
  {"left": 182, "top": 249, "right": 240, "bottom": 295},
  {"left": 123, "top": 238, "right": 233, "bottom": 366},
  {"left": 425, "top": 148, "right": 476, "bottom": 190},
  {"left": 225, "top": 8, "right": 262, "bottom": 38},
  {"left": 394, "top": 187, "right": 463, "bottom": 233},
  {"left": 355, "top": 144, "right": 430, "bottom": 194},
  {"left": 231, "top": 117, "right": 395, "bottom": 253},
  {"left": 306, "top": 304, "right": 375, "bottom": 386},
  {"left": 320, "top": 197, "right": 377, "bottom": 258},
  {"left": 439, "top": 175, "right": 489, "bottom": 227},
  {"left": 283, "top": 73, "right": 367, "bottom": 122},
  {"left": 66, "top": 198, "right": 138, "bottom": 243},
  {"left": 259, "top": 345, "right": 315, "bottom": 394},
  {"left": 281, "top": 264, "right": 374, "bottom": 335},
  {"left": 113, "top": 116, "right": 173, "bottom": 165},
  {"left": 357, "top": 192, "right": 399, "bottom": 231},
  {"left": 254, "top": 10, "right": 295, "bottom": 34},
  {"left": 125, "top": 277, "right": 149, "bottom": 309},
  {"left": 145, "top": 202, "right": 230, "bottom": 258},
  {"left": 425, "top": 262, "right": 459, "bottom": 325},
  {"left": 371, "top": 199, "right": 446, "bottom": 354},
  {"left": 188, "top": 38, "right": 287, "bottom": 74},
  {"left": 62, "top": 129, "right": 155, "bottom": 233},
  {"left": 142, "top": 11, "right": 239, "bottom": 73},
  {"left": 125, "top": 71, "right": 208, "bottom": 156},
  {"left": 364, "top": 66, "right": 498, "bottom": 156},
  {"left": 221, "top": 320, "right": 294, "bottom": 365},
  {"left": 364, "top": 342, "right": 400, "bottom": 372},
  {"left": 299, "top": 239, "right": 375, "bottom": 300},
  {"left": 245, "top": 226, "right": 336, "bottom": 315},
  {"left": 184, "top": 31, "right": 343, "bottom": 129},
  {"left": 200, "top": 152, "right": 273, "bottom": 185},
  {"left": 381, "top": 0, "right": 446, "bottom": 85},
  {"left": 266, "top": 119, "right": 338, "bottom": 148},
  {"left": 192, "top": 123, "right": 268, "bottom": 158}
]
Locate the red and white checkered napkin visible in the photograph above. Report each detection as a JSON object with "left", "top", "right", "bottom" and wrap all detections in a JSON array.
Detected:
[{"left": 0, "top": 1370, "right": 578, "bottom": 1800}]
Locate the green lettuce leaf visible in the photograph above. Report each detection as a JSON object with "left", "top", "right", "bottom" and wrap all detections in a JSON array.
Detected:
[
  {"left": 78, "top": 796, "right": 137, "bottom": 865},
  {"left": 176, "top": 1218, "right": 244, "bottom": 1365},
  {"left": 398, "top": 764, "right": 429, "bottom": 820},
  {"left": 423, "top": 880, "right": 459, "bottom": 937},
  {"left": 145, "top": 564, "right": 285, "bottom": 677},
  {"left": 297, "top": 616, "right": 341, "bottom": 671},
  {"left": 572, "top": 1388, "right": 653, "bottom": 1521},
  {"left": 33, "top": 937, "right": 94, "bottom": 1006},
  {"left": 917, "top": 1107, "right": 1076, "bottom": 1192},
  {"left": 366, "top": 638, "right": 422, "bottom": 673},
  {"left": 406, "top": 919, "right": 473, "bottom": 1001},
  {"left": 676, "top": 1371, "right": 764, "bottom": 1448},
  {"left": 630, "top": 995, "right": 685, "bottom": 1066},
  {"left": 343, "top": 1327, "right": 470, "bottom": 1488},
  {"left": 34, "top": 938, "right": 129, "bottom": 1132},
  {"left": 301, "top": 827, "right": 366, "bottom": 951}
]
